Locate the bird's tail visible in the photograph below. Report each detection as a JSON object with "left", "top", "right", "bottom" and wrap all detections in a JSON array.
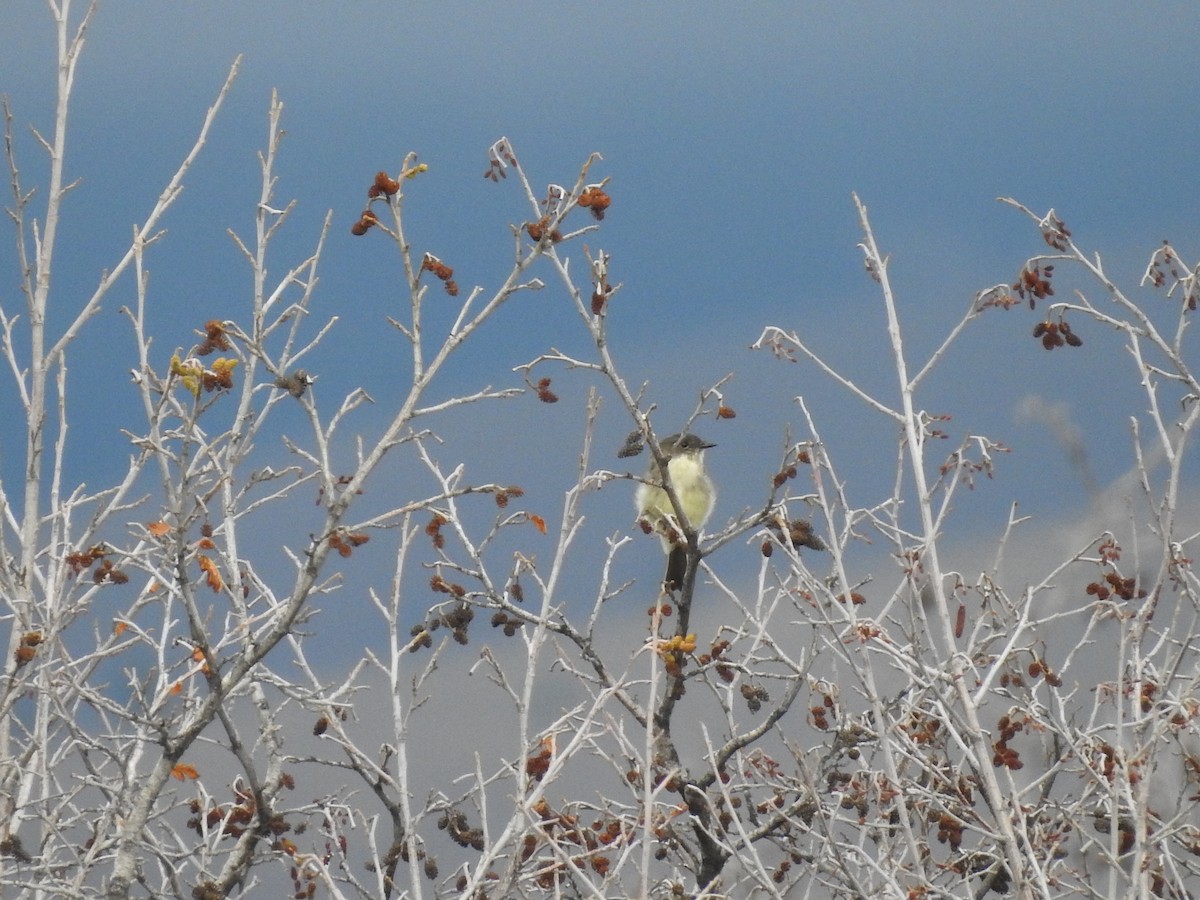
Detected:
[{"left": 664, "top": 546, "right": 688, "bottom": 593}]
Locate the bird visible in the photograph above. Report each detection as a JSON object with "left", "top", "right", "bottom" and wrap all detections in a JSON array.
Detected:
[{"left": 634, "top": 433, "right": 716, "bottom": 592}]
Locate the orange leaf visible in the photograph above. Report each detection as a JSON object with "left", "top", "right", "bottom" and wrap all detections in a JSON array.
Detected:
[
  {"left": 147, "top": 579, "right": 160, "bottom": 593},
  {"left": 529, "top": 514, "right": 547, "bottom": 535},
  {"left": 170, "top": 681, "right": 183, "bottom": 696},
  {"left": 198, "top": 555, "right": 223, "bottom": 592},
  {"left": 190, "top": 646, "right": 212, "bottom": 674},
  {"left": 171, "top": 762, "right": 200, "bottom": 781},
  {"left": 113, "top": 621, "right": 129, "bottom": 636},
  {"left": 197, "top": 537, "right": 216, "bottom": 550},
  {"left": 147, "top": 520, "right": 171, "bottom": 537}
]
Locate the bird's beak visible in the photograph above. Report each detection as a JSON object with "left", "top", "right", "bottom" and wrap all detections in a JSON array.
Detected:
[{"left": 700, "top": 440, "right": 717, "bottom": 449}]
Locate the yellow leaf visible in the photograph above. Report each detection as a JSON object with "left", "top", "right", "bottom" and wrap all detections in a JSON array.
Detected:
[{"left": 170, "top": 353, "right": 203, "bottom": 399}]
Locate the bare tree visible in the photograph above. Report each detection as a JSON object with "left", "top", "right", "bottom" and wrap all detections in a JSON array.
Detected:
[{"left": 2, "top": 4, "right": 1198, "bottom": 899}]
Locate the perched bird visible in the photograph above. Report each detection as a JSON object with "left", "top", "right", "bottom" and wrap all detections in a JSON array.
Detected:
[{"left": 634, "top": 433, "right": 716, "bottom": 591}]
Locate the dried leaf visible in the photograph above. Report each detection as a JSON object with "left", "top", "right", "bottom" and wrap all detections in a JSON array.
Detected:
[{"left": 198, "top": 555, "right": 223, "bottom": 592}]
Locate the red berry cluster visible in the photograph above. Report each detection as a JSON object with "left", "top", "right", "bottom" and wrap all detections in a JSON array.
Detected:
[
  {"left": 767, "top": 518, "right": 828, "bottom": 554},
  {"left": 368, "top": 170, "right": 399, "bottom": 198},
  {"left": 1013, "top": 263, "right": 1054, "bottom": 309},
  {"left": 425, "top": 513, "right": 447, "bottom": 549},
  {"left": 1085, "top": 570, "right": 1147, "bottom": 602},
  {"left": 328, "top": 529, "right": 369, "bottom": 558},
  {"left": 349, "top": 209, "right": 379, "bottom": 236},
  {"left": 421, "top": 253, "right": 458, "bottom": 296},
  {"left": 1040, "top": 211, "right": 1072, "bottom": 251},
  {"left": 483, "top": 140, "right": 517, "bottom": 181},
  {"left": 523, "top": 216, "right": 563, "bottom": 244},
  {"left": 699, "top": 638, "right": 735, "bottom": 683},
  {"left": 532, "top": 377, "right": 558, "bottom": 403},
  {"left": 65, "top": 545, "right": 128, "bottom": 584},
  {"left": 351, "top": 171, "right": 402, "bottom": 235},
  {"left": 740, "top": 682, "right": 769, "bottom": 713},
  {"left": 771, "top": 463, "right": 799, "bottom": 491},
  {"left": 14, "top": 631, "right": 43, "bottom": 666},
  {"left": 196, "top": 319, "right": 231, "bottom": 355},
  {"left": 935, "top": 812, "right": 965, "bottom": 850},
  {"left": 992, "top": 712, "right": 1025, "bottom": 770},
  {"left": 1144, "top": 240, "right": 1199, "bottom": 310},
  {"left": 901, "top": 711, "right": 941, "bottom": 745},
  {"left": 1027, "top": 656, "right": 1063, "bottom": 687},
  {"left": 406, "top": 578, "right": 475, "bottom": 652},
  {"left": 186, "top": 781, "right": 291, "bottom": 842},
  {"left": 577, "top": 186, "right": 611, "bottom": 221},
  {"left": 490, "top": 609, "right": 523, "bottom": 638},
  {"left": 1032, "top": 318, "right": 1082, "bottom": 350},
  {"left": 810, "top": 688, "right": 837, "bottom": 731}
]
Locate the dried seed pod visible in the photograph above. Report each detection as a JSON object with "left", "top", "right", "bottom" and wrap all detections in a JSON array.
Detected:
[{"left": 373, "top": 171, "right": 400, "bottom": 196}]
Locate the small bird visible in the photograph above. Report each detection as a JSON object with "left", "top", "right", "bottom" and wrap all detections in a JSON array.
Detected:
[{"left": 634, "top": 433, "right": 716, "bottom": 591}]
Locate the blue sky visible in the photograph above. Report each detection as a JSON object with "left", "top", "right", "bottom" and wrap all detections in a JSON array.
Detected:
[{"left": 2, "top": 2, "right": 1198, "bottom": 634}]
